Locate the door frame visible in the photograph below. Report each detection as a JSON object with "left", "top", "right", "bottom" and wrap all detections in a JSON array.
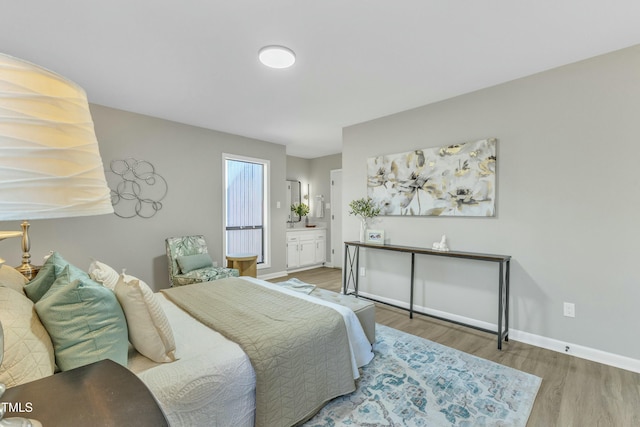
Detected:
[{"left": 330, "top": 169, "right": 342, "bottom": 268}]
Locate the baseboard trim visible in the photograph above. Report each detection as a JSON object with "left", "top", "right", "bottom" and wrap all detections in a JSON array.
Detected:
[
  {"left": 359, "top": 291, "right": 640, "bottom": 374},
  {"left": 509, "top": 330, "right": 640, "bottom": 374},
  {"left": 257, "top": 270, "right": 287, "bottom": 280},
  {"left": 284, "top": 263, "right": 326, "bottom": 274}
]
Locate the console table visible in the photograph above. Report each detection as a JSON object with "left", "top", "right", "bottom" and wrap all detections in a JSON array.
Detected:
[{"left": 343, "top": 241, "right": 511, "bottom": 350}]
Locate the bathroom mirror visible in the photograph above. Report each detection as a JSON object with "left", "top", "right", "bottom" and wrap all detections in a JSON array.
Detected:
[{"left": 286, "top": 180, "right": 301, "bottom": 222}]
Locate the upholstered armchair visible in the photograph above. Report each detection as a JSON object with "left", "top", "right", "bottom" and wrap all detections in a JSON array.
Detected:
[{"left": 165, "top": 235, "right": 239, "bottom": 287}]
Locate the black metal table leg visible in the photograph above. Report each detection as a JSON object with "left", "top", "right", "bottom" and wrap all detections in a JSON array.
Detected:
[
  {"left": 342, "top": 243, "right": 348, "bottom": 294},
  {"left": 505, "top": 259, "right": 510, "bottom": 342},
  {"left": 410, "top": 252, "right": 415, "bottom": 319},
  {"left": 354, "top": 246, "right": 360, "bottom": 296},
  {"left": 498, "top": 261, "right": 504, "bottom": 350},
  {"left": 343, "top": 243, "right": 358, "bottom": 295}
]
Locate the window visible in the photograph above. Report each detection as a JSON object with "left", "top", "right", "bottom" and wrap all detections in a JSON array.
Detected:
[{"left": 223, "top": 154, "right": 269, "bottom": 266}]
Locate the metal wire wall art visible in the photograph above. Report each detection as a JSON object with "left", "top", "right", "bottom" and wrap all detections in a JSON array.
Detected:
[{"left": 107, "top": 158, "right": 168, "bottom": 219}]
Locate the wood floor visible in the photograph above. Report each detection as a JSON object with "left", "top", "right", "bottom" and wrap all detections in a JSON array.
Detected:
[{"left": 270, "top": 267, "right": 640, "bottom": 427}]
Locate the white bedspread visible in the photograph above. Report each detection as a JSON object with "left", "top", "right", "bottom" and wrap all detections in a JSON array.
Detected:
[
  {"left": 129, "top": 277, "right": 374, "bottom": 427},
  {"left": 129, "top": 293, "right": 256, "bottom": 427}
]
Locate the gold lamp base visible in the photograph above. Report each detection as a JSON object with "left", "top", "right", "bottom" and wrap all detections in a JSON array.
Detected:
[
  {"left": 14, "top": 221, "right": 41, "bottom": 281},
  {"left": 15, "top": 263, "right": 41, "bottom": 281}
]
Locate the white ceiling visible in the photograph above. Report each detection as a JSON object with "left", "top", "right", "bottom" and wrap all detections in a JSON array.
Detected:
[{"left": 2, "top": 1, "right": 640, "bottom": 158}]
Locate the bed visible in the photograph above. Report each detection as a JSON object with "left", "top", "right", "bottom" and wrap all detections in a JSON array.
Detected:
[
  {"left": 128, "top": 290, "right": 256, "bottom": 426},
  {"left": 132, "top": 278, "right": 373, "bottom": 426},
  {"left": 0, "top": 258, "right": 374, "bottom": 427}
]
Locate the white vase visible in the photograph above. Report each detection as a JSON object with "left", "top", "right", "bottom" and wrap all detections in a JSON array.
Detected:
[{"left": 359, "top": 219, "right": 368, "bottom": 242}]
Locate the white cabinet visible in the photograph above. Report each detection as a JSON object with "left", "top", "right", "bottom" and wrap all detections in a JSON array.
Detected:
[
  {"left": 299, "top": 237, "right": 316, "bottom": 266},
  {"left": 314, "top": 233, "right": 326, "bottom": 264},
  {"left": 286, "top": 236, "right": 300, "bottom": 268},
  {"left": 286, "top": 229, "right": 326, "bottom": 270}
]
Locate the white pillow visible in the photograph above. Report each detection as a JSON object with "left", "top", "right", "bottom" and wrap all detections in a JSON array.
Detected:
[
  {"left": 0, "top": 286, "right": 55, "bottom": 387},
  {"left": 114, "top": 274, "right": 177, "bottom": 363},
  {"left": 0, "top": 265, "right": 28, "bottom": 294},
  {"left": 88, "top": 259, "right": 119, "bottom": 290}
]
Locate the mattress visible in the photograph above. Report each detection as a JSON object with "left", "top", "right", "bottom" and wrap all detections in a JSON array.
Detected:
[{"left": 128, "top": 277, "right": 373, "bottom": 427}]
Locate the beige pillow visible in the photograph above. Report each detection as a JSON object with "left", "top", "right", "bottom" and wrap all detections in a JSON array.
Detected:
[
  {"left": 88, "top": 259, "right": 119, "bottom": 290},
  {"left": 114, "top": 274, "right": 177, "bottom": 363},
  {"left": 0, "top": 286, "right": 55, "bottom": 387},
  {"left": 0, "top": 265, "right": 27, "bottom": 294}
]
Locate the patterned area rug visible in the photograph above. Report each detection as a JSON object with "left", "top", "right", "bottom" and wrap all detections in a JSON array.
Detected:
[{"left": 304, "top": 324, "right": 541, "bottom": 426}]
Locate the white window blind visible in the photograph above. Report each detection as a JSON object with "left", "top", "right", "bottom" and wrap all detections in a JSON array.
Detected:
[{"left": 224, "top": 156, "right": 267, "bottom": 264}]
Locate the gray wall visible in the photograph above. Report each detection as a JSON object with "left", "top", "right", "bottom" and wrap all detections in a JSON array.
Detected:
[
  {"left": 3, "top": 105, "right": 288, "bottom": 291},
  {"left": 342, "top": 45, "right": 640, "bottom": 360},
  {"left": 287, "top": 154, "right": 342, "bottom": 263}
]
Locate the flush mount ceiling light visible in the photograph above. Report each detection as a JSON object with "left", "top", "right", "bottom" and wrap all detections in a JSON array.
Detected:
[{"left": 258, "top": 45, "right": 296, "bottom": 69}]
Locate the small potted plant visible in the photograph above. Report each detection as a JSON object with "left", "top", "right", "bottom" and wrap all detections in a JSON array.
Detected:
[
  {"left": 348, "top": 197, "right": 381, "bottom": 242},
  {"left": 291, "top": 202, "right": 310, "bottom": 226}
]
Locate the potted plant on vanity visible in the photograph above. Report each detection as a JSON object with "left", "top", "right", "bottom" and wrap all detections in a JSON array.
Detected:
[
  {"left": 348, "top": 197, "right": 381, "bottom": 242},
  {"left": 291, "top": 202, "right": 310, "bottom": 226}
]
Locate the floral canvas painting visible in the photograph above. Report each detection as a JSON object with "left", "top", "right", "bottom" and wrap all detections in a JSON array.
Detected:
[{"left": 367, "top": 138, "right": 497, "bottom": 216}]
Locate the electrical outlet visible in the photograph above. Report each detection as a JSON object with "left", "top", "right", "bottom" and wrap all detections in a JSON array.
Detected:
[
  {"left": 359, "top": 267, "right": 366, "bottom": 276},
  {"left": 563, "top": 302, "right": 575, "bottom": 318}
]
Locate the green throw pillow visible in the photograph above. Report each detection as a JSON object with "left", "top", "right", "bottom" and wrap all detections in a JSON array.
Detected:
[
  {"left": 35, "top": 265, "right": 129, "bottom": 371},
  {"left": 24, "top": 261, "right": 57, "bottom": 303},
  {"left": 47, "top": 251, "right": 91, "bottom": 281},
  {"left": 25, "top": 252, "right": 94, "bottom": 303},
  {"left": 176, "top": 253, "right": 213, "bottom": 274}
]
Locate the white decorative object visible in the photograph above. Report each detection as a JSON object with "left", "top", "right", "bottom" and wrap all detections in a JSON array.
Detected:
[
  {"left": 432, "top": 235, "right": 450, "bottom": 252},
  {"left": 359, "top": 220, "right": 368, "bottom": 243}
]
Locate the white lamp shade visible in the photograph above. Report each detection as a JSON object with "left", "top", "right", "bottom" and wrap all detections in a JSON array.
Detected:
[{"left": 0, "top": 53, "right": 113, "bottom": 220}]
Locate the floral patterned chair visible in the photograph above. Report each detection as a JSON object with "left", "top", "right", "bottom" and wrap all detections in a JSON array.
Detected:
[{"left": 165, "top": 235, "right": 239, "bottom": 287}]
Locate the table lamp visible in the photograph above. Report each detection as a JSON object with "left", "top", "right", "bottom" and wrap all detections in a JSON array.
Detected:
[
  {"left": 1, "top": 53, "right": 112, "bottom": 426},
  {"left": 0, "top": 52, "right": 114, "bottom": 280}
]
